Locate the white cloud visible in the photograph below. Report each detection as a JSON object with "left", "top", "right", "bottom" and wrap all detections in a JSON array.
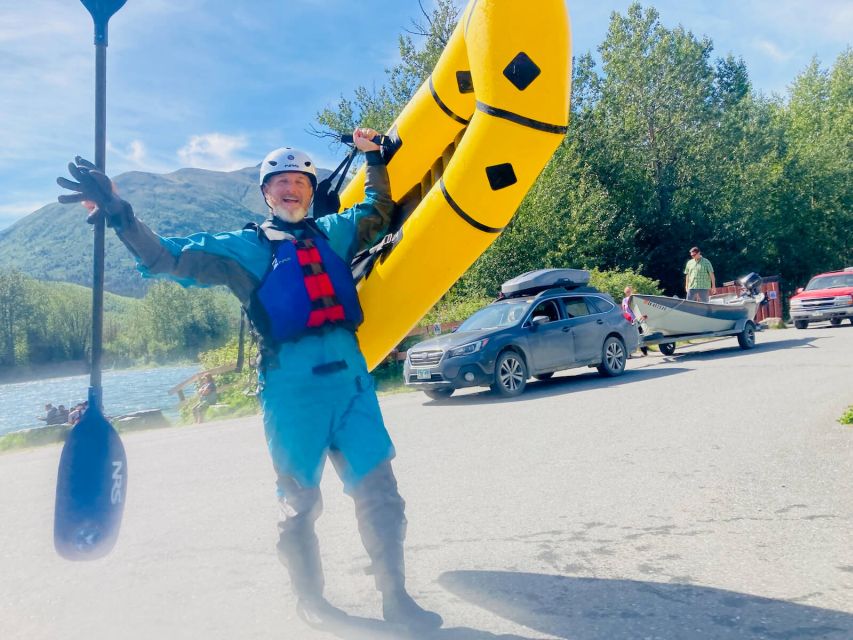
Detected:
[
  {"left": 754, "top": 38, "right": 792, "bottom": 63},
  {"left": 177, "top": 133, "right": 252, "bottom": 171},
  {"left": 107, "top": 139, "right": 162, "bottom": 171}
]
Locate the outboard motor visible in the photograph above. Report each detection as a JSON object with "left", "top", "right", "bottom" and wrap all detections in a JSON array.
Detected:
[{"left": 738, "top": 272, "right": 762, "bottom": 297}]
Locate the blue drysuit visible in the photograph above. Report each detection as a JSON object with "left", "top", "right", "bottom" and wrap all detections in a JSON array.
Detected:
[
  {"left": 114, "top": 152, "right": 395, "bottom": 492},
  {"left": 70, "top": 147, "right": 442, "bottom": 627}
]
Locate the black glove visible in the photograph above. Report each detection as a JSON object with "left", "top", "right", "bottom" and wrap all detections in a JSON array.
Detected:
[{"left": 57, "top": 156, "right": 134, "bottom": 229}]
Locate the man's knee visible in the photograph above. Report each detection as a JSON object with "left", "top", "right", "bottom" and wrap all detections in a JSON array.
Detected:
[
  {"left": 277, "top": 475, "right": 323, "bottom": 537},
  {"left": 352, "top": 462, "right": 407, "bottom": 534},
  {"left": 353, "top": 463, "right": 403, "bottom": 503}
]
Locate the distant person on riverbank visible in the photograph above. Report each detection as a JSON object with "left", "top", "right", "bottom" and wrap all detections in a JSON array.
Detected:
[
  {"left": 68, "top": 404, "right": 82, "bottom": 426},
  {"left": 39, "top": 403, "right": 61, "bottom": 425},
  {"left": 192, "top": 375, "right": 217, "bottom": 424},
  {"left": 58, "top": 131, "right": 442, "bottom": 631},
  {"left": 57, "top": 405, "right": 70, "bottom": 424}
]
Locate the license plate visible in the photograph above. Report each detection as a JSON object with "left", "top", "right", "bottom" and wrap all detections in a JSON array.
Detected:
[
  {"left": 811, "top": 311, "right": 824, "bottom": 317},
  {"left": 416, "top": 368, "right": 432, "bottom": 380}
]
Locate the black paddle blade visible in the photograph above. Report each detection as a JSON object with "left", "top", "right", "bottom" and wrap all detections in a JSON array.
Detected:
[{"left": 54, "top": 404, "right": 127, "bottom": 560}]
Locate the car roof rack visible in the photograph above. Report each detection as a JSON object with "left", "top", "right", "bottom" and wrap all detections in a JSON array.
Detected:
[{"left": 499, "top": 268, "right": 592, "bottom": 299}]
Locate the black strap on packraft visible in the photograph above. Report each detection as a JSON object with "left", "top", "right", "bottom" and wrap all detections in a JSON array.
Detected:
[
  {"left": 313, "top": 147, "right": 358, "bottom": 217},
  {"left": 350, "top": 229, "right": 403, "bottom": 283}
]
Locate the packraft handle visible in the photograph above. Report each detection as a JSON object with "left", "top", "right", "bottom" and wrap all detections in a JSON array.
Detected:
[{"left": 339, "top": 133, "right": 393, "bottom": 150}]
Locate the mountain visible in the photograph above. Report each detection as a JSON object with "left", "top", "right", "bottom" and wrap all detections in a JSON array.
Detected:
[{"left": 0, "top": 165, "right": 330, "bottom": 296}]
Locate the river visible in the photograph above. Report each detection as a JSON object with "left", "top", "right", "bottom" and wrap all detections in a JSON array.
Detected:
[{"left": 0, "top": 364, "right": 200, "bottom": 437}]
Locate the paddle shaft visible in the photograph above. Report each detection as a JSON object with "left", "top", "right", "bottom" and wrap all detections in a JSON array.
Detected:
[
  {"left": 84, "top": 0, "right": 126, "bottom": 406},
  {"left": 89, "top": 36, "right": 107, "bottom": 407}
]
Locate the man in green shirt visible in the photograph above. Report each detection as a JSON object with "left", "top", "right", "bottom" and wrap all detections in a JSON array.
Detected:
[{"left": 684, "top": 246, "right": 716, "bottom": 302}]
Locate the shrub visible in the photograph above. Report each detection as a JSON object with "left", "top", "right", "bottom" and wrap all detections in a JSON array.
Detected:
[
  {"left": 588, "top": 268, "right": 663, "bottom": 300},
  {"left": 180, "top": 337, "right": 260, "bottom": 423}
]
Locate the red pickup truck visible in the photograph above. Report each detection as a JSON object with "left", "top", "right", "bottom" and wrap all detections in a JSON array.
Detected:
[{"left": 789, "top": 268, "right": 853, "bottom": 329}]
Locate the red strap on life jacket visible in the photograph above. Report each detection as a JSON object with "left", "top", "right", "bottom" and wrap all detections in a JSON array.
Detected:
[{"left": 295, "top": 239, "right": 346, "bottom": 328}]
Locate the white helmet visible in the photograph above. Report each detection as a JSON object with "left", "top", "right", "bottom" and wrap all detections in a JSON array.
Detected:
[{"left": 259, "top": 147, "right": 317, "bottom": 190}]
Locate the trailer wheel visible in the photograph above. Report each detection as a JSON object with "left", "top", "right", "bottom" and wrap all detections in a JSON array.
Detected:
[
  {"left": 658, "top": 342, "right": 676, "bottom": 356},
  {"left": 737, "top": 321, "right": 756, "bottom": 349}
]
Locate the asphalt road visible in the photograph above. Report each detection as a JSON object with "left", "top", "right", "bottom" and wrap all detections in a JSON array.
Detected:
[{"left": 2, "top": 326, "right": 852, "bottom": 640}]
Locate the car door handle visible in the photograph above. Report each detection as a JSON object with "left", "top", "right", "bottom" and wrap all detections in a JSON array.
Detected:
[
  {"left": 596, "top": 319, "right": 604, "bottom": 324},
  {"left": 562, "top": 326, "right": 571, "bottom": 332}
]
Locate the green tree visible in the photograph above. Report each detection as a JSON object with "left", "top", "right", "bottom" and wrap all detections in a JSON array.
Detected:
[
  {"left": 0, "top": 269, "right": 31, "bottom": 366},
  {"left": 772, "top": 51, "right": 853, "bottom": 285},
  {"left": 574, "top": 3, "right": 721, "bottom": 292},
  {"left": 23, "top": 282, "right": 92, "bottom": 364},
  {"left": 314, "top": 0, "right": 461, "bottom": 137},
  {"left": 128, "top": 282, "right": 237, "bottom": 362}
]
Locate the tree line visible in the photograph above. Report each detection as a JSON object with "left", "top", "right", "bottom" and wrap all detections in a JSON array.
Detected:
[
  {"left": 2, "top": 2, "right": 850, "bottom": 372},
  {"left": 0, "top": 270, "right": 238, "bottom": 370},
  {"left": 317, "top": 1, "right": 851, "bottom": 298}
]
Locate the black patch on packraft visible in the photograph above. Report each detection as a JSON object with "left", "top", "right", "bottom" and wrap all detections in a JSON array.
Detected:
[
  {"left": 485, "top": 163, "right": 518, "bottom": 191},
  {"left": 503, "top": 52, "right": 541, "bottom": 91},
  {"left": 456, "top": 71, "right": 474, "bottom": 94}
]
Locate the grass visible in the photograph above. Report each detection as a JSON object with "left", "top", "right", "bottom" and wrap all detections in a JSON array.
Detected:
[
  {"left": 840, "top": 406, "right": 853, "bottom": 426},
  {"left": 0, "top": 411, "right": 173, "bottom": 453}
]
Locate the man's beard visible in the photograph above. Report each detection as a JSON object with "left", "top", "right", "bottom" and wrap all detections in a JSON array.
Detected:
[{"left": 271, "top": 204, "right": 308, "bottom": 223}]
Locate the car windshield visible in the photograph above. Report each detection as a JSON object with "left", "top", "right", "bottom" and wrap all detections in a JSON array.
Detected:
[
  {"left": 457, "top": 300, "right": 531, "bottom": 331},
  {"left": 805, "top": 274, "right": 853, "bottom": 290}
]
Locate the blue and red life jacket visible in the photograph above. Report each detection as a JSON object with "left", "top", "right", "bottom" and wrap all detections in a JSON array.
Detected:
[{"left": 250, "top": 232, "right": 363, "bottom": 344}]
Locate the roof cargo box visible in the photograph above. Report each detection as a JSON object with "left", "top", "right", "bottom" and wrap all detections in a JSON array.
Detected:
[{"left": 500, "top": 268, "right": 591, "bottom": 298}]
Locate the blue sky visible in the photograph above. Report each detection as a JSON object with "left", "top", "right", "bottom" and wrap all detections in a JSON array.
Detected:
[{"left": 0, "top": 0, "right": 849, "bottom": 230}]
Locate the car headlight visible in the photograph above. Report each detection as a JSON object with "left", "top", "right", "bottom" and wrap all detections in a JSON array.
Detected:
[
  {"left": 790, "top": 299, "right": 803, "bottom": 308},
  {"left": 447, "top": 338, "right": 489, "bottom": 358},
  {"left": 836, "top": 295, "right": 853, "bottom": 306}
]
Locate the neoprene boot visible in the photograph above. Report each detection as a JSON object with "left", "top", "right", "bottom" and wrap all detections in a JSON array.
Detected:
[
  {"left": 276, "top": 476, "right": 346, "bottom": 626},
  {"left": 352, "top": 462, "right": 443, "bottom": 631}
]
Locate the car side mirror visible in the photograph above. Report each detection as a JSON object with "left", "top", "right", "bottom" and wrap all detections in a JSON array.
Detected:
[
  {"left": 796, "top": 287, "right": 804, "bottom": 294},
  {"left": 531, "top": 315, "right": 549, "bottom": 326}
]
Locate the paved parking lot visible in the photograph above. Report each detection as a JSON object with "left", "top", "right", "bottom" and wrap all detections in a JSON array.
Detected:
[{"left": 1, "top": 326, "right": 851, "bottom": 639}]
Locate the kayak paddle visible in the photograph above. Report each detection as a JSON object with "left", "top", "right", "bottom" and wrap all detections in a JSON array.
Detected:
[{"left": 54, "top": 0, "right": 129, "bottom": 561}]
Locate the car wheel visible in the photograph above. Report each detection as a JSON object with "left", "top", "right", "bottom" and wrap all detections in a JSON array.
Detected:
[
  {"left": 423, "top": 388, "right": 454, "bottom": 400},
  {"left": 737, "top": 321, "right": 756, "bottom": 349},
  {"left": 850, "top": 318, "right": 853, "bottom": 326},
  {"left": 492, "top": 350, "right": 528, "bottom": 397},
  {"left": 658, "top": 342, "right": 676, "bottom": 356},
  {"left": 794, "top": 320, "right": 808, "bottom": 329},
  {"left": 597, "top": 336, "right": 626, "bottom": 377},
  {"left": 830, "top": 318, "right": 842, "bottom": 326},
  {"left": 534, "top": 372, "right": 554, "bottom": 381}
]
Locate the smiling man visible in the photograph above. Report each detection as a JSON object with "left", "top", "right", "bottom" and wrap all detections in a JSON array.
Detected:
[
  {"left": 57, "top": 127, "right": 442, "bottom": 632},
  {"left": 262, "top": 156, "right": 315, "bottom": 222}
]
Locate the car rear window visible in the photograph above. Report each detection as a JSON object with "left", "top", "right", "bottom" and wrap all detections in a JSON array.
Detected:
[
  {"left": 563, "top": 296, "right": 590, "bottom": 318},
  {"left": 586, "top": 296, "right": 615, "bottom": 314}
]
